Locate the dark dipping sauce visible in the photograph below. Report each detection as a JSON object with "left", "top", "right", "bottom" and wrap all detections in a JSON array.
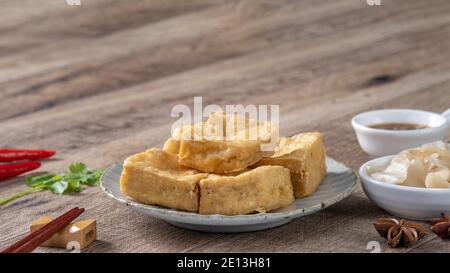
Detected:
[{"left": 369, "top": 122, "right": 430, "bottom": 130}]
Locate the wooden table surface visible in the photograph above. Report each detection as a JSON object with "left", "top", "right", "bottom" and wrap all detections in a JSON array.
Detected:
[{"left": 1, "top": 0, "right": 449, "bottom": 253}]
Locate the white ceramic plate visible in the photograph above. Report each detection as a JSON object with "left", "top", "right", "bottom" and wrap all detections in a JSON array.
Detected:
[
  {"left": 101, "top": 157, "right": 357, "bottom": 232},
  {"left": 360, "top": 156, "right": 450, "bottom": 220}
]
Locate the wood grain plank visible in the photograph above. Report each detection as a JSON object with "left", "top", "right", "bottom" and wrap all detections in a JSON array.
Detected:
[
  {"left": 1, "top": 8, "right": 449, "bottom": 147},
  {"left": 1, "top": 0, "right": 448, "bottom": 119}
]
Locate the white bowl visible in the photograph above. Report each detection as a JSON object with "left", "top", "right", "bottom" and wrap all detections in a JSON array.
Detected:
[
  {"left": 360, "top": 156, "right": 450, "bottom": 220},
  {"left": 352, "top": 109, "right": 448, "bottom": 157}
]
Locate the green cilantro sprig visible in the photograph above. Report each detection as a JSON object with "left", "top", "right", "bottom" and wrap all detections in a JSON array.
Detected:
[{"left": 0, "top": 163, "right": 103, "bottom": 206}]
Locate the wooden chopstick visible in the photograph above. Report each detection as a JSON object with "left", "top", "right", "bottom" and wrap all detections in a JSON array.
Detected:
[
  {"left": 12, "top": 208, "right": 85, "bottom": 253},
  {"left": 0, "top": 207, "right": 80, "bottom": 253},
  {"left": 0, "top": 207, "right": 85, "bottom": 253}
]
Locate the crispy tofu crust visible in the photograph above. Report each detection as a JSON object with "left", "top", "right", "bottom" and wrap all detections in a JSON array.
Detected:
[
  {"left": 179, "top": 139, "right": 265, "bottom": 173},
  {"left": 120, "top": 148, "right": 207, "bottom": 212},
  {"left": 178, "top": 112, "right": 275, "bottom": 173},
  {"left": 162, "top": 137, "right": 180, "bottom": 154},
  {"left": 199, "top": 166, "right": 294, "bottom": 215},
  {"left": 162, "top": 124, "right": 201, "bottom": 154},
  {"left": 252, "top": 132, "right": 327, "bottom": 198},
  {"left": 120, "top": 150, "right": 294, "bottom": 215}
]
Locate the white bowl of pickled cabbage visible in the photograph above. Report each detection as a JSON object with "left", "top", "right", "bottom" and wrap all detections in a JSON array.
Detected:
[{"left": 359, "top": 141, "right": 450, "bottom": 220}]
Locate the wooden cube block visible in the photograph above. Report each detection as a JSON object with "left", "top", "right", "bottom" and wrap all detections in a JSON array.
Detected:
[{"left": 30, "top": 215, "right": 96, "bottom": 250}]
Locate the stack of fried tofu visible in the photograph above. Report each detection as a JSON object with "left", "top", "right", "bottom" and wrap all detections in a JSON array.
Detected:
[{"left": 120, "top": 112, "right": 326, "bottom": 215}]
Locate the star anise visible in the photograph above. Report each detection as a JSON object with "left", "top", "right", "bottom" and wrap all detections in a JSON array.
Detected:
[
  {"left": 429, "top": 213, "right": 450, "bottom": 238},
  {"left": 373, "top": 218, "right": 429, "bottom": 248}
]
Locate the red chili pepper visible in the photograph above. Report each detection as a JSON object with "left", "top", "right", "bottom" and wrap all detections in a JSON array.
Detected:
[
  {"left": 0, "top": 161, "right": 41, "bottom": 180},
  {"left": 0, "top": 149, "right": 56, "bottom": 162}
]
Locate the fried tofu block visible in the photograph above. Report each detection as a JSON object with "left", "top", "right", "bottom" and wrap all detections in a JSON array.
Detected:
[
  {"left": 162, "top": 137, "right": 180, "bottom": 154},
  {"left": 199, "top": 166, "right": 294, "bottom": 215},
  {"left": 162, "top": 124, "right": 202, "bottom": 154},
  {"left": 120, "top": 148, "right": 207, "bottom": 212},
  {"left": 179, "top": 139, "right": 265, "bottom": 173},
  {"left": 252, "top": 132, "right": 327, "bottom": 198},
  {"left": 178, "top": 112, "right": 275, "bottom": 173},
  {"left": 163, "top": 121, "right": 267, "bottom": 173}
]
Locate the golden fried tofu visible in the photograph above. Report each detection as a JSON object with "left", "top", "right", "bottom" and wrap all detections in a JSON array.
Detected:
[
  {"left": 179, "top": 139, "right": 265, "bottom": 173},
  {"left": 199, "top": 166, "right": 294, "bottom": 215},
  {"left": 162, "top": 124, "right": 203, "bottom": 154},
  {"left": 120, "top": 148, "right": 207, "bottom": 212},
  {"left": 252, "top": 132, "right": 327, "bottom": 198},
  {"left": 162, "top": 137, "right": 180, "bottom": 154},
  {"left": 178, "top": 112, "right": 275, "bottom": 173}
]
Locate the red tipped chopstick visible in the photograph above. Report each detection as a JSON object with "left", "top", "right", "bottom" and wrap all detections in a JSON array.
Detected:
[{"left": 0, "top": 207, "right": 84, "bottom": 253}]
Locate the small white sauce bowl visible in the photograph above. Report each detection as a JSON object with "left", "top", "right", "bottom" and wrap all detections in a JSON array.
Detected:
[
  {"left": 352, "top": 109, "right": 449, "bottom": 157},
  {"left": 360, "top": 156, "right": 450, "bottom": 220}
]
